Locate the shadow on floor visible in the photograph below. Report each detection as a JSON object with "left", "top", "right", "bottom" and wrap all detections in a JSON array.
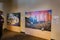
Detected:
[{"left": 1, "top": 30, "right": 47, "bottom": 40}]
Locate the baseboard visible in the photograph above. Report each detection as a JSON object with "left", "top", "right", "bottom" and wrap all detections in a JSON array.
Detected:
[
  {"left": 20, "top": 32, "right": 25, "bottom": 34},
  {"left": 51, "top": 39, "right": 55, "bottom": 40}
]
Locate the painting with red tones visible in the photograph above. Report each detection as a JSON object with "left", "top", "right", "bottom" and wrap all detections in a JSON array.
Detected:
[{"left": 25, "top": 10, "right": 52, "bottom": 31}]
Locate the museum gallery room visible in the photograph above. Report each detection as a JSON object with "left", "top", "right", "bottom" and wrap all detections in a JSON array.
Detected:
[{"left": 0, "top": 0, "right": 60, "bottom": 40}]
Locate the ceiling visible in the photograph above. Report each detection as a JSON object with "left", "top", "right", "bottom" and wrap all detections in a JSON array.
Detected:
[{"left": 0, "top": 0, "right": 60, "bottom": 8}]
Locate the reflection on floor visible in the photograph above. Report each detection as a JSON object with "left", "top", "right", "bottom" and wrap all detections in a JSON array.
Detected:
[{"left": 1, "top": 29, "right": 47, "bottom": 40}]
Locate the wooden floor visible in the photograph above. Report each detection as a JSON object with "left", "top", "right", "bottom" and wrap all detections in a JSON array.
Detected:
[{"left": 1, "top": 30, "right": 47, "bottom": 40}]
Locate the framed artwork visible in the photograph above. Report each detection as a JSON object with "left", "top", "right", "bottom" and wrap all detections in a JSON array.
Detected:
[
  {"left": 7, "top": 13, "right": 20, "bottom": 27},
  {"left": 25, "top": 10, "right": 52, "bottom": 31}
]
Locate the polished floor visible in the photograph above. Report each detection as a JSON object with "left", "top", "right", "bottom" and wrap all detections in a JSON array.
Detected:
[{"left": 1, "top": 29, "right": 47, "bottom": 40}]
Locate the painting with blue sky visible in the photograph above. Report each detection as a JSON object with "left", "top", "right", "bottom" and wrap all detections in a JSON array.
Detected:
[{"left": 25, "top": 10, "right": 52, "bottom": 31}]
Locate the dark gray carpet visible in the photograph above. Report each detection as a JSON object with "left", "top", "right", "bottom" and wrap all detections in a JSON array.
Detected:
[
  {"left": 2, "top": 34, "right": 47, "bottom": 40},
  {"left": 1, "top": 30, "right": 47, "bottom": 40}
]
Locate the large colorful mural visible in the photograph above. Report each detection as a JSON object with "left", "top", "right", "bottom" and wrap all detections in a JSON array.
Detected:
[
  {"left": 25, "top": 10, "right": 52, "bottom": 31},
  {"left": 7, "top": 13, "right": 20, "bottom": 27}
]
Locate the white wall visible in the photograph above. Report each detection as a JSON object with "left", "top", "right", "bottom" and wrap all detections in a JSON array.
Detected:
[
  {"left": 0, "top": 2, "right": 3, "bottom": 10},
  {"left": 51, "top": 0, "right": 60, "bottom": 40},
  {"left": 2, "top": 0, "right": 13, "bottom": 29},
  {"left": 6, "top": 0, "right": 22, "bottom": 32},
  {"left": 0, "top": 2, "right": 5, "bottom": 29},
  {"left": 9, "top": 0, "right": 60, "bottom": 40}
]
